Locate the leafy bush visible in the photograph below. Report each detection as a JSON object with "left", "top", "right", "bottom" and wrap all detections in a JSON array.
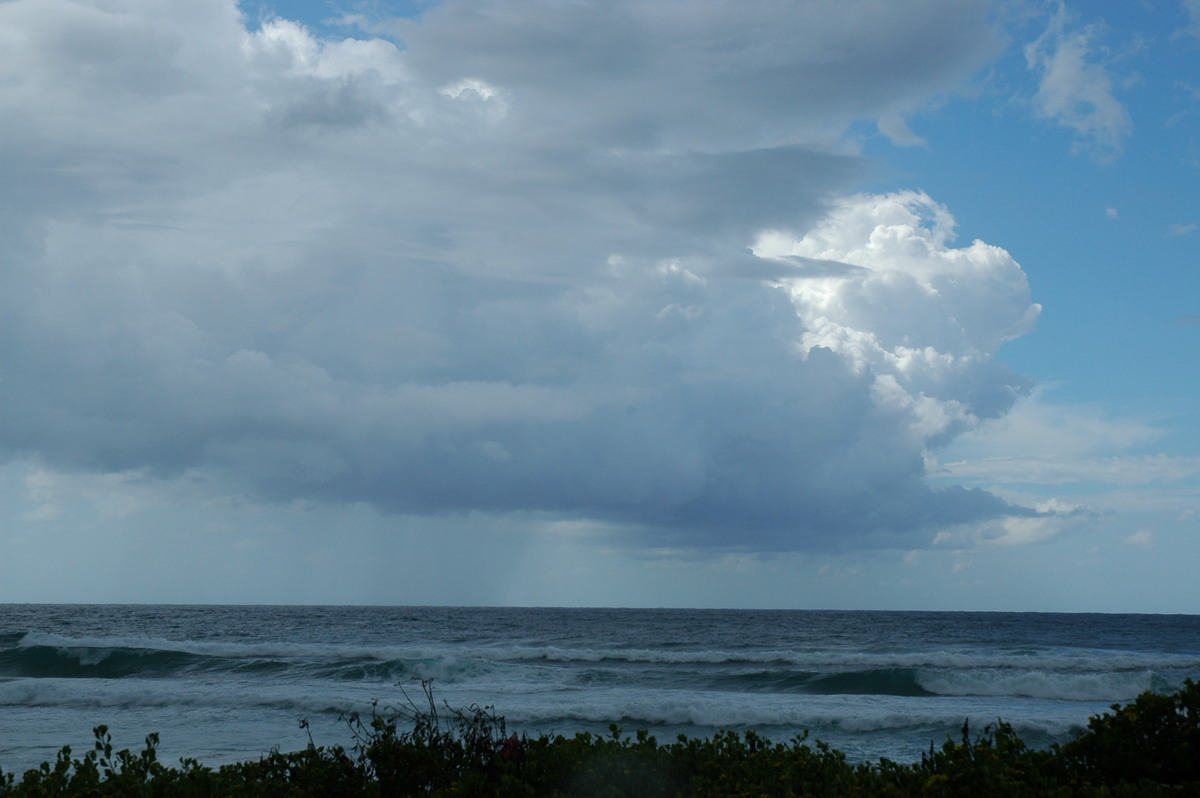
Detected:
[
  {"left": 1054, "top": 678, "right": 1200, "bottom": 789},
  {"left": 3, "top": 679, "right": 1199, "bottom": 796}
]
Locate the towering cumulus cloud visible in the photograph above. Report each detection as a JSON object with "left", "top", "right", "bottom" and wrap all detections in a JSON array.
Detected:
[
  {"left": 0, "top": 0, "right": 1039, "bottom": 552},
  {"left": 764, "top": 192, "right": 1040, "bottom": 444}
]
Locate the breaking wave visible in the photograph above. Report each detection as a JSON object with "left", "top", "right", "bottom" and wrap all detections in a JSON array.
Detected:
[{"left": 3, "top": 606, "right": 1196, "bottom": 772}]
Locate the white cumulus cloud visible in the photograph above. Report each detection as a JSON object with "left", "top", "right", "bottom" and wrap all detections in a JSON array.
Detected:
[{"left": 757, "top": 191, "right": 1040, "bottom": 448}]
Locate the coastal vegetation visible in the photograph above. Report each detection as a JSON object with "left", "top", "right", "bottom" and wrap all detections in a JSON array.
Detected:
[{"left": 2, "top": 679, "right": 1197, "bottom": 796}]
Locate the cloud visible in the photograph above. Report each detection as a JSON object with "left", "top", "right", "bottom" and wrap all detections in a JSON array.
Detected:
[
  {"left": 1179, "top": 0, "right": 1200, "bottom": 40},
  {"left": 941, "top": 454, "right": 1200, "bottom": 488},
  {"left": 1169, "top": 222, "right": 1198, "bottom": 236},
  {"left": 1024, "top": 4, "right": 1132, "bottom": 160},
  {"left": 382, "top": 0, "right": 1001, "bottom": 154},
  {"left": 758, "top": 192, "right": 1040, "bottom": 434},
  {"left": 931, "top": 497, "right": 1087, "bottom": 549},
  {"left": 19, "top": 466, "right": 156, "bottom": 522},
  {"left": 942, "top": 391, "right": 1161, "bottom": 460},
  {"left": 877, "top": 115, "right": 927, "bottom": 147},
  {"left": 1126, "top": 528, "right": 1154, "bottom": 546},
  {"left": 0, "top": 0, "right": 1040, "bottom": 553},
  {"left": 928, "top": 386, "right": 1200, "bottom": 556},
  {"left": 932, "top": 392, "right": 1196, "bottom": 492}
]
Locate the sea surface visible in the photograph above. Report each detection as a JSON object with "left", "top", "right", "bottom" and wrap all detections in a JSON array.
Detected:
[{"left": 1, "top": 605, "right": 1198, "bottom": 774}]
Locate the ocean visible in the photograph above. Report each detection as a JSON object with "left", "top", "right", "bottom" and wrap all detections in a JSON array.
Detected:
[{"left": 1, "top": 605, "right": 1197, "bottom": 775}]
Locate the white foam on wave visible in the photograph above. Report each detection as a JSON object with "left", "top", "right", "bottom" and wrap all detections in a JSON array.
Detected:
[
  {"left": 492, "top": 687, "right": 1101, "bottom": 742},
  {"left": 15, "top": 633, "right": 1197, "bottom": 678},
  {"left": 916, "top": 668, "right": 1158, "bottom": 702},
  {"left": 0, "top": 674, "right": 397, "bottom": 720},
  {"left": 481, "top": 644, "right": 1200, "bottom": 675},
  {"left": 14, "top": 632, "right": 497, "bottom": 681},
  {"left": 16, "top": 631, "right": 412, "bottom": 662}
]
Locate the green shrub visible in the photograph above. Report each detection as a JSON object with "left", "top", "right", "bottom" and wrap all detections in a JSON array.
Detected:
[{"left": 1054, "top": 678, "right": 1200, "bottom": 789}]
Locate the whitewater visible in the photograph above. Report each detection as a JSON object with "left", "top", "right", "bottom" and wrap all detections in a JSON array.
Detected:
[{"left": 1, "top": 606, "right": 1197, "bottom": 773}]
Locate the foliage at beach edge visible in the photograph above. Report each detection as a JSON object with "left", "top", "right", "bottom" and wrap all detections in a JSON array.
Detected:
[{"left": 2, "top": 679, "right": 1198, "bottom": 797}]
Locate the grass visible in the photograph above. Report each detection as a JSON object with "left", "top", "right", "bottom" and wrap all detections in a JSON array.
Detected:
[{"left": 2, "top": 679, "right": 1198, "bottom": 796}]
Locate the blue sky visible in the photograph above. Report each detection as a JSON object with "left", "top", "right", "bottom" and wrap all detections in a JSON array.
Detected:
[{"left": 0, "top": 0, "right": 1197, "bottom": 611}]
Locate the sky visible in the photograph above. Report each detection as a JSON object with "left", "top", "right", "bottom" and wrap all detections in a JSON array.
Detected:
[{"left": 0, "top": 0, "right": 1197, "bottom": 612}]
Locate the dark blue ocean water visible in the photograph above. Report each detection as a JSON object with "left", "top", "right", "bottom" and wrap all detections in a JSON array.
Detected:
[{"left": 1, "top": 605, "right": 1197, "bottom": 774}]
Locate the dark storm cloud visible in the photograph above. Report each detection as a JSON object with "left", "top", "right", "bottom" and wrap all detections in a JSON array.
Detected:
[{"left": 0, "top": 0, "right": 1042, "bottom": 551}]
